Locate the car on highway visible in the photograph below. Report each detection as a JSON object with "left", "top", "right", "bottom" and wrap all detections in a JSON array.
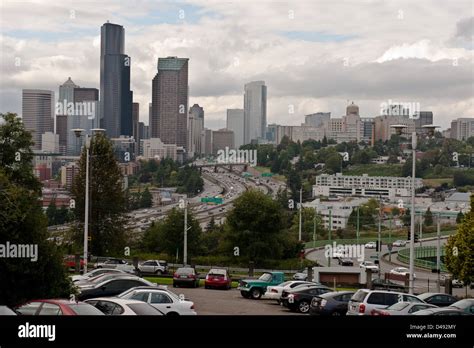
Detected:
[
  {"left": 16, "top": 299, "right": 105, "bottom": 315},
  {"left": 281, "top": 285, "right": 332, "bottom": 313},
  {"left": 137, "top": 260, "right": 168, "bottom": 276},
  {"left": 205, "top": 268, "right": 232, "bottom": 290},
  {"left": 347, "top": 289, "right": 423, "bottom": 316},
  {"left": 173, "top": 267, "right": 200, "bottom": 288},
  {"left": 359, "top": 261, "right": 379, "bottom": 273},
  {"left": 448, "top": 299, "right": 474, "bottom": 314},
  {"left": 309, "top": 291, "right": 355, "bottom": 316},
  {"left": 85, "top": 298, "right": 164, "bottom": 315},
  {"left": 292, "top": 269, "right": 308, "bottom": 281},
  {"left": 71, "top": 268, "right": 127, "bottom": 283},
  {"left": 238, "top": 272, "right": 285, "bottom": 300},
  {"left": 337, "top": 257, "right": 354, "bottom": 266},
  {"left": 263, "top": 281, "right": 318, "bottom": 303},
  {"left": 392, "top": 240, "right": 407, "bottom": 247},
  {"left": 117, "top": 287, "right": 196, "bottom": 315},
  {"left": 365, "top": 242, "right": 376, "bottom": 249},
  {"left": 390, "top": 267, "right": 416, "bottom": 278},
  {"left": 412, "top": 307, "right": 471, "bottom": 316},
  {"left": 417, "top": 293, "right": 458, "bottom": 307},
  {"left": 77, "top": 276, "right": 155, "bottom": 300},
  {"left": 371, "top": 302, "right": 437, "bottom": 316}
]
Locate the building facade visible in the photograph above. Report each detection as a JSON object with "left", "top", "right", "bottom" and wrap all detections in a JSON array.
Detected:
[
  {"left": 142, "top": 138, "right": 177, "bottom": 161},
  {"left": 244, "top": 81, "right": 267, "bottom": 144},
  {"left": 226, "top": 109, "right": 244, "bottom": 149},
  {"left": 22, "top": 89, "right": 54, "bottom": 150},
  {"left": 212, "top": 128, "right": 234, "bottom": 154},
  {"left": 188, "top": 104, "right": 204, "bottom": 157},
  {"left": 450, "top": 118, "right": 474, "bottom": 141}
]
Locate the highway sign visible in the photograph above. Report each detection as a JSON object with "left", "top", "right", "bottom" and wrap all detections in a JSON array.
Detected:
[{"left": 201, "top": 197, "right": 223, "bottom": 204}]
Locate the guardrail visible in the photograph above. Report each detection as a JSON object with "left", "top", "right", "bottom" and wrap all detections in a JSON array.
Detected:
[{"left": 397, "top": 246, "right": 448, "bottom": 272}]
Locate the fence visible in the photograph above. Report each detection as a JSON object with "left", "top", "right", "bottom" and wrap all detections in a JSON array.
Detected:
[{"left": 397, "top": 246, "right": 447, "bottom": 272}]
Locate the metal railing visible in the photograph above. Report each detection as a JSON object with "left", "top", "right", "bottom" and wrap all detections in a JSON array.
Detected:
[{"left": 397, "top": 246, "right": 447, "bottom": 272}]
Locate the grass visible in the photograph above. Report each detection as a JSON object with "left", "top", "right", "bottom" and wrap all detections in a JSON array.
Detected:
[
  {"left": 343, "top": 164, "right": 403, "bottom": 177},
  {"left": 144, "top": 276, "right": 240, "bottom": 288},
  {"left": 423, "top": 178, "right": 452, "bottom": 187}
]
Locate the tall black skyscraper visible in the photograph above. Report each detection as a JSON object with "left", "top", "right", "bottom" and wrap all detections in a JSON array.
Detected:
[{"left": 100, "top": 22, "right": 132, "bottom": 138}]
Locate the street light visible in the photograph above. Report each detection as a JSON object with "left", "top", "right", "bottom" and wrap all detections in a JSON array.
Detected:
[
  {"left": 72, "top": 128, "right": 105, "bottom": 273},
  {"left": 391, "top": 124, "right": 438, "bottom": 294}
]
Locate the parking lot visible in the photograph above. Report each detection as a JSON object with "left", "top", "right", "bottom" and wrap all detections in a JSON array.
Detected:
[{"left": 172, "top": 287, "right": 300, "bottom": 315}]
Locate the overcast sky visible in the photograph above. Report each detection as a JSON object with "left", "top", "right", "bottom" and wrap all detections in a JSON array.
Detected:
[{"left": 1, "top": 0, "right": 473, "bottom": 130}]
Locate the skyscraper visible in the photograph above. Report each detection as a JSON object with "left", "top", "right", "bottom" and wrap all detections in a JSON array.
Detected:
[
  {"left": 188, "top": 104, "right": 204, "bottom": 156},
  {"left": 58, "top": 77, "right": 79, "bottom": 155},
  {"left": 56, "top": 114, "right": 67, "bottom": 155},
  {"left": 132, "top": 102, "right": 139, "bottom": 155},
  {"left": 414, "top": 111, "right": 433, "bottom": 134},
  {"left": 226, "top": 109, "right": 244, "bottom": 148},
  {"left": 100, "top": 22, "right": 132, "bottom": 138},
  {"left": 244, "top": 81, "right": 267, "bottom": 144},
  {"left": 151, "top": 56, "right": 189, "bottom": 149},
  {"left": 22, "top": 89, "right": 54, "bottom": 150}
]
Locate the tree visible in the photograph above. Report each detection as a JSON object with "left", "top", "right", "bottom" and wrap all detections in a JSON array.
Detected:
[
  {"left": 71, "top": 133, "right": 128, "bottom": 256},
  {"left": 402, "top": 208, "right": 411, "bottom": 226},
  {"left": 140, "top": 187, "right": 153, "bottom": 208},
  {"left": 0, "top": 113, "right": 73, "bottom": 307},
  {"left": 424, "top": 208, "right": 433, "bottom": 227},
  {"left": 46, "top": 200, "right": 58, "bottom": 226},
  {"left": 289, "top": 208, "right": 325, "bottom": 241},
  {"left": 445, "top": 195, "right": 473, "bottom": 289},
  {"left": 456, "top": 211, "right": 464, "bottom": 224},
  {"left": 206, "top": 216, "right": 217, "bottom": 232},
  {"left": 325, "top": 153, "right": 342, "bottom": 174}
]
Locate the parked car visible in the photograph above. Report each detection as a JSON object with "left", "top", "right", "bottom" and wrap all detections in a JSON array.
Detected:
[
  {"left": 117, "top": 287, "right": 196, "bottom": 315},
  {"left": 137, "top": 260, "right": 168, "bottom": 276},
  {"left": 412, "top": 308, "right": 471, "bottom": 316},
  {"left": 281, "top": 285, "right": 332, "bottom": 313},
  {"left": 71, "top": 268, "right": 126, "bottom": 283},
  {"left": 390, "top": 267, "right": 416, "bottom": 278},
  {"left": 74, "top": 272, "right": 135, "bottom": 288},
  {"left": 371, "top": 302, "right": 437, "bottom": 316},
  {"left": 448, "top": 299, "right": 474, "bottom": 315},
  {"left": 417, "top": 293, "right": 458, "bottom": 307},
  {"left": 94, "top": 258, "right": 129, "bottom": 269},
  {"left": 77, "top": 276, "right": 155, "bottom": 300},
  {"left": 85, "top": 298, "right": 164, "bottom": 315},
  {"left": 0, "top": 306, "right": 17, "bottom": 315},
  {"left": 392, "top": 240, "right": 407, "bottom": 247},
  {"left": 173, "top": 267, "right": 200, "bottom": 288},
  {"left": 238, "top": 272, "right": 285, "bottom": 300},
  {"left": 16, "top": 299, "right": 104, "bottom": 315},
  {"left": 338, "top": 257, "right": 354, "bottom": 266},
  {"left": 347, "top": 289, "right": 423, "bottom": 316},
  {"left": 263, "top": 281, "right": 318, "bottom": 303},
  {"left": 292, "top": 269, "right": 308, "bottom": 281},
  {"left": 309, "top": 291, "right": 355, "bottom": 316},
  {"left": 64, "top": 255, "right": 85, "bottom": 270},
  {"left": 370, "top": 279, "right": 407, "bottom": 292},
  {"left": 365, "top": 242, "right": 376, "bottom": 249},
  {"left": 205, "top": 268, "right": 231, "bottom": 290},
  {"left": 359, "top": 261, "right": 379, "bottom": 273}
]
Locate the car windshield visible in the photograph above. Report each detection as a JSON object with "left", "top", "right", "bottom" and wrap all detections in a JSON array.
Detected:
[
  {"left": 127, "top": 303, "right": 163, "bottom": 315},
  {"left": 258, "top": 273, "right": 272, "bottom": 282},
  {"left": 68, "top": 304, "right": 105, "bottom": 315},
  {"left": 208, "top": 269, "right": 226, "bottom": 276},
  {"left": 387, "top": 302, "right": 410, "bottom": 311}
]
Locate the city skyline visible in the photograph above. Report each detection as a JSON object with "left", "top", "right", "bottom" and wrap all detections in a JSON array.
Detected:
[{"left": 1, "top": 1, "right": 473, "bottom": 131}]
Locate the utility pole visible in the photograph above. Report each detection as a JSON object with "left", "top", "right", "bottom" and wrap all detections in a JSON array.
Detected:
[
  {"left": 84, "top": 135, "right": 90, "bottom": 274},
  {"left": 313, "top": 207, "right": 317, "bottom": 248},
  {"left": 436, "top": 213, "right": 441, "bottom": 293},
  {"left": 409, "top": 132, "right": 417, "bottom": 294},
  {"left": 419, "top": 211, "right": 423, "bottom": 247},
  {"left": 377, "top": 195, "right": 382, "bottom": 280},
  {"left": 328, "top": 210, "right": 332, "bottom": 267},
  {"left": 298, "top": 188, "right": 302, "bottom": 241},
  {"left": 184, "top": 200, "right": 188, "bottom": 265},
  {"left": 356, "top": 206, "right": 360, "bottom": 245}
]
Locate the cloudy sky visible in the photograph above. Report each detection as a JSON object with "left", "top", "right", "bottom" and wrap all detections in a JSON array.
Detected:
[{"left": 1, "top": 0, "right": 473, "bottom": 130}]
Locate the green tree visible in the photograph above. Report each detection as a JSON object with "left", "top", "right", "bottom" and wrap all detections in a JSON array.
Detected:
[
  {"left": 0, "top": 113, "right": 73, "bottom": 307},
  {"left": 402, "top": 208, "right": 411, "bottom": 226},
  {"left": 445, "top": 195, "right": 473, "bottom": 289},
  {"left": 46, "top": 200, "right": 58, "bottom": 226},
  {"left": 325, "top": 153, "right": 342, "bottom": 174},
  {"left": 424, "top": 208, "right": 433, "bottom": 227},
  {"left": 71, "top": 133, "right": 128, "bottom": 256},
  {"left": 289, "top": 208, "right": 324, "bottom": 241},
  {"left": 456, "top": 211, "right": 464, "bottom": 224},
  {"left": 140, "top": 187, "right": 153, "bottom": 208}
]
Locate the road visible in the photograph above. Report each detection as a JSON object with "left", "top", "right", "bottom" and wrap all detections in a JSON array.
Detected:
[{"left": 170, "top": 287, "right": 299, "bottom": 315}]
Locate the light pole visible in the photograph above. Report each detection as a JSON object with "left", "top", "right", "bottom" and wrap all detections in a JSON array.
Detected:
[
  {"left": 298, "top": 188, "right": 303, "bottom": 241},
  {"left": 391, "top": 124, "right": 438, "bottom": 294},
  {"left": 179, "top": 197, "right": 192, "bottom": 266},
  {"left": 72, "top": 128, "right": 105, "bottom": 274}
]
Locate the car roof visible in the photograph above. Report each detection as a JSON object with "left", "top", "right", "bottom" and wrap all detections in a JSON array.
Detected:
[
  {"left": 25, "top": 299, "right": 89, "bottom": 305},
  {"left": 418, "top": 292, "right": 446, "bottom": 298},
  {"left": 319, "top": 291, "right": 355, "bottom": 298},
  {"left": 85, "top": 298, "right": 147, "bottom": 305}
]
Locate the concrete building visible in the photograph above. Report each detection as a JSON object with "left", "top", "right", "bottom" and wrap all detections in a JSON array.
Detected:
[
  {"left": 188, "top": 104, "right": 204, "bottom": 157},
  {"left": 361, "top": 118, "right": 375, "bottom": 145},
  {"left": 41, "top": 132, "right": 59, "bottom": 153},
  {"left": 450, "top": 118, "right": 474, "bottom": 141},
  {"left": 70, "top": 86, "right": 99, "bottom": 155},
  {"left": 55, "top": 114, "right": 67, "bottom": 155},
  {"left": 212, "top": 128, "right": 234, "bottom": 154},
  {"left": 100, "top": 22, "right": 133, "bottom": 138},
  {"left": 304, "top": 112, "right": 331, "bottom": 127},
  {"left": 226, "top": 109, "right": 244, "bottom": 148},
  {"left": 111, "top": 136, "right": 135, "bottom": 163},
  {"left": 414, "top": 111, "right": 433, "bottom": 135},
  {"left": 142, "top": 138, "right": 177, "bottom": 161},
  {"left": 292, "top": 125, "right": 325, "bottom": 142},
  {"left": 151, "top": 57, "right": 189, "bottom": 149},
  {"left": 313, "top": 173, "right": 423, "bottom": 201},
  {"left": 60, "top": 162, "right": 80, "bottom": 190},
  {"left": 373, "top": 115, "right": 416, "bottom": 142},
  {"left": 132, "top": 102, "right": 139, "bottom": 152},
  {"left": 22, "top": 89, "right": 54, "bottom": 150},
  {"left": 201, "top": 128, "right": 213, "bottom": 156},
  {"left": 244, "top": 81, "right": 267, "bottom": 144},
  {"left": 57, "top": 77, "right": 78, "bottom": 155},
  {"left": 267, "top": 124, "right": 293, "bottom": 145}
]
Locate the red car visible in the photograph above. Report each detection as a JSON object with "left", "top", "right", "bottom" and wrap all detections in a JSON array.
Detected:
[
  {"left": 64, "top": 255, "right": 85, "bottom": 270},
  {"left": 205, "top": 268, "right": 232, "bottom": 290},
  {"left": 16, "top": 299, "right": 104, "bottom": 315}
]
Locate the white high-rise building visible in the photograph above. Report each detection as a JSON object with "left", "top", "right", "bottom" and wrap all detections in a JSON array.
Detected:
[
  {"left": 226, "top": 109, "right": 244, "bottom": 148},
  {"left": 244, "top": 81, "right": 267, "bottom": 144},
  {"left": 450, "top": 118, "right": 474, "bottom": 141},
  {"left": 22, "top": 89, "right": 54, "bottom": 150},
  {"left": 188, "top": 104, "right": 204, "bottom": 157}
]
